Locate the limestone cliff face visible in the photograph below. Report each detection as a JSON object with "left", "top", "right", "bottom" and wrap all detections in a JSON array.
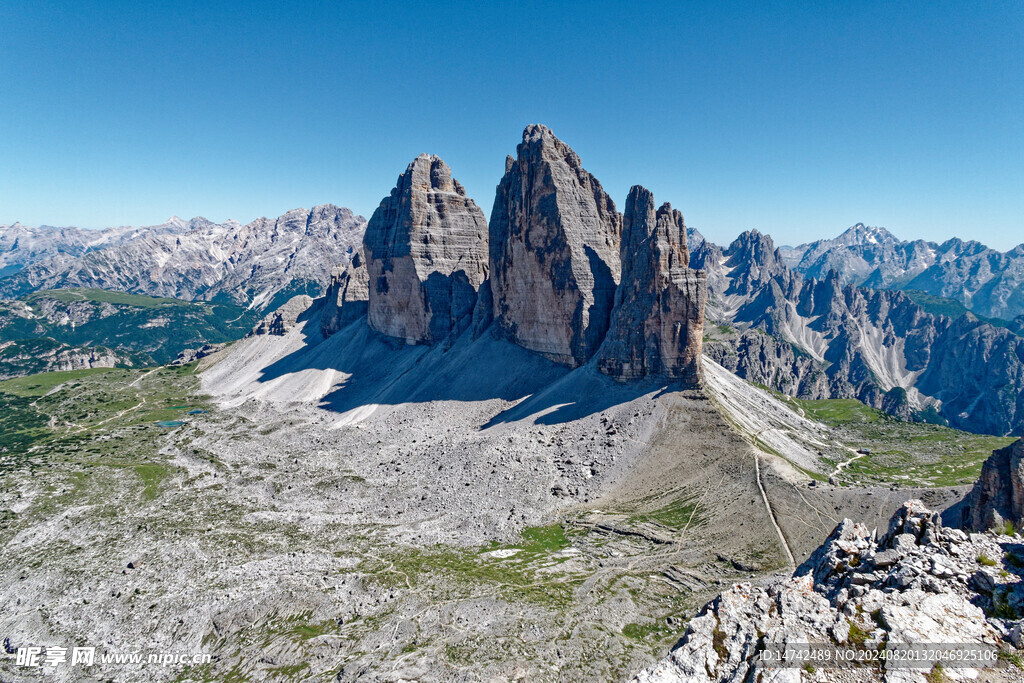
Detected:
[
  {"left": 364, "top": 155, "right": 488, "bottom": 345},
  {"left": 488, "top": 125, "right": 622, "bottom": 367},
  {"left": 962, "top": 439, "right": 1024, "bottom": 532},
  {"left": 320, "top": 250, "right": 369, "bottom": 337},
  {"left": 597, "top": 186, "right": 706, "bottom": 385}
]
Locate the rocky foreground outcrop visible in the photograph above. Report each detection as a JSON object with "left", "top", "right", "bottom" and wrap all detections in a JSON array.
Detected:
[
  {"left": 636, "top": 501, "right": 1024, "bottom": 682},
  {"left": 963, "top": 439, "right": 1024, "bottom": 533},
  {"left": 597, "top": 186, "right": 706, "bottom": 385},
  {"left": 363, "top": 154, "right": 488, "bottom": 345},
  {"left": 488, "top": 124, "right": 623, "bottom": 366}
]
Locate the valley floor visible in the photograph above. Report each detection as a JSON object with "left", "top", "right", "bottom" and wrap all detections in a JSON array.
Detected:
[{"left": 0, "top": 317, "right": 1005, "bottom": 682}]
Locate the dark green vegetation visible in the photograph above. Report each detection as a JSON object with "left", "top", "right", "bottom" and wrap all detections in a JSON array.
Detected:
[
  {"left": 0, "top": 288, "right": 259, "bottom": 377},
  {"left": 793, "top": 398, "right": 1015, "bottom": 487},
  {"left": 903, "top": 290, "right": 1018, "bottom": 333}
]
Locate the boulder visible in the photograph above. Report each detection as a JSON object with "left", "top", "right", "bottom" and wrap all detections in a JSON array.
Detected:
[
  {"left": 364, "top": 154, "right": 488, "bottom": 345},
  {"left": 320, "top": 249, "right": 369, "bottom": 336},
  {"left": 487, "top": 124, "right": 622, "bottom": 366},
  {"left": 597, "top": 186, "right": 706, "bottom": 385}
]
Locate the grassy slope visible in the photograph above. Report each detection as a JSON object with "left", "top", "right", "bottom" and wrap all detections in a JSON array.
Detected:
[
  {"left": 794, "top": 397, "right": 1015, "bottom": 487},
  {"left": 0, "top": 365, "right": 207, "bottom": 483},
  {"left": 24, "top": 288, "right": 191, "bottom": 308}
]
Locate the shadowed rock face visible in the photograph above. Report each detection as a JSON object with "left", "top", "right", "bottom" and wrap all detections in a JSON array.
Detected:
[
  {"left": 597, "top": 186, "right": 706, "bottom": 385},
  {"left": 962, "top": 439, "right": 1024, "bottom": 532},
  {"left": 320, "top": 249, "right": 369, "bottom": 337},
  {"left": 364, "top": 154, "right": 488, "bottom": 345},
  {"left": 488, "top": 124, "right": 622, "bottom": 367}
]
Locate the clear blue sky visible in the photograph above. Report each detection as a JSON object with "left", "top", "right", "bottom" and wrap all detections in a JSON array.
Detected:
[{"left": 2, "top": 1, "right": 1021, "bottom": 249}]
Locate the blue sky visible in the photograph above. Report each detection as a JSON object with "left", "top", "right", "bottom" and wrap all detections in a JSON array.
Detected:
[{"left": 1, "top": 1, "right": 1021, "bottom": 249}]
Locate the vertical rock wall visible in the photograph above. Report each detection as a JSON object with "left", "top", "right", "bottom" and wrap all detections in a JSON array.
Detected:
[
  {"left": 320, "top": 250, "right": 369, "bottom": 336},
  {"left": 487, "top": 125, "right": 622, "bottom": 367},
  {"left": 597, "top": 186, "right": 707, "bottom": 385},
  {"left": 363, "top": 154, "right": 488, "bottom": 344}
]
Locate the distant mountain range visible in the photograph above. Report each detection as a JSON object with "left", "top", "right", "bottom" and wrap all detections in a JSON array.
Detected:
[
  {"left": 694, "top": 229, "right": 1023, "bottom": 436},
  {"left": 0, "top": 205, "right": 366, "bottom": 311},
  {"left": 0, "top": 193, "right": 1021, "bottom": 435},
  {"left": 0, "top": 207, "right": 365, "bottom": 379},
  {"left": 779, "top": 223, "right": 1024, "bottom": 320}
]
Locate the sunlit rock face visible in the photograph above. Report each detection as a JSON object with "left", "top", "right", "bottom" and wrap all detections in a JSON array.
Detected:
[
  {"left": 962, "top": 438, "right": 1024, "bottom": 532},
  {"left": 488, "top": 124, "right": 622, "bottom": 367},
  {"left": 364, "top": 154, "right": 488, "bottom": 345}
]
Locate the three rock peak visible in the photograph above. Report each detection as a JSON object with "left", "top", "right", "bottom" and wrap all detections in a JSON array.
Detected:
[{"left": 327, "top": 125, "right": 708, "bottom": 387}]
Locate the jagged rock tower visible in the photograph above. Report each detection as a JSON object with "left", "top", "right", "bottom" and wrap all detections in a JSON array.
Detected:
[
  {"left": 962, "top": 438, "right": 1024, "bottom": 532},
  {"left": 596, "top": 186, "right": 706, "bottom": 385},
  {"left": 363, "top": 154, "right": 489, "bottom": 344},
  {"left": 488, "top": 124, "right": 622, "bottom": 367},
  {"left": 322, "top": 126, "right": 707, "bottom": 389},
  {"left": 320, "top": 249, "right": 369, "bottom": 337}
]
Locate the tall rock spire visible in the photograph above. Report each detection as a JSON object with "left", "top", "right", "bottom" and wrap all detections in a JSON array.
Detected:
[
  {"left": 363, "top": 154, "right": 488, "bottom": 345},
  {"left": 597, "top": 186, "right": 706, "bottom": 385},
  {"left": 487, "top": 124, "right": 622, "bottom": 366}
]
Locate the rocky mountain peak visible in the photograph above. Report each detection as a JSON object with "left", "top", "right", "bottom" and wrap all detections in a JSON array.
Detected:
[
  {"left": 597, "top": 186, "right": 706, "bottom": 384},
  {"left": 722, "top": 230, "right": 791, "bottom": 295},
  {"left": 836, "top": 222, "right": 897, "bottom": 246},
  {"left": 488, "top": 125, "right": 622, "bottom": 366},
  {"left": 725, "top": 229, "right": 780, "bottom": 267},
  {"left": 363, "top": 154, "right": 488, "bottom": 345}
]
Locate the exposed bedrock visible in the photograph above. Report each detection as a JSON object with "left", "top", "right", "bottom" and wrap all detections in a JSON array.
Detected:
[
  {"left": 597, "top": 186, "right": 707, "bottom": 385},
  {"left": 250, "top": 295, "right": 314, "bottom": 336},
  {"left": 363, "top": 154, "right": 488, "bottom": 345},
  {"left": 487, "top": 124, "right": 622, "bottom": 367},
  {"left": 962, "top": 438, "right": 1024, "bottom": 532},
  {"left": 320, "top": 249, "right": 369, "bottom": 337}
]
